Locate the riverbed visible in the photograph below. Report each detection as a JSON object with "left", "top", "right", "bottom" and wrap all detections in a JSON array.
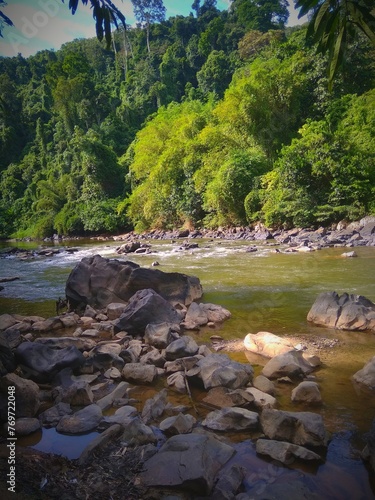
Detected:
[{"left": 1, "top": 237, "right": 375, "bottom": 497}]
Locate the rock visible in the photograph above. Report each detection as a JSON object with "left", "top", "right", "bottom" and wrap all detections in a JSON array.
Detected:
[
  {"left": 0, "top": 335, "right": 16, "bottom": 376},
  {"left": 65, "top": 255, "right": 202, "bottom": 310},
  {"left": 31, "top": 316, "right": 63, "bottom": 332},
  {"left": 122, "top": 363, "right": 157, "bottom": 384},
  {"left": 256, "top": 438, "right": 321, "bottom": 464},
  {"left": 165, "top": 335, "right": 199, "bottom": 360},
  {"left": 307, "top": 291, "right": 375, "bottom": 331},
  {"left": 1, "top": 329, "right": 22, "bottom": 349},
  {"left": 167, "top": 372, "right": 187, "bottom": 393},
  {"left": 59, "top": 313, "right": 80, "bottom": 328},
  {"left": 159, "top": 413, "right": 197, "bottom": 435},
  {"left": 141, "top": 389, "right": 168, "bottom": 424},
  {"left": 341, "top": 251, "right": 357, "bottom": 258},
  {"left": 202, "top": 407, "right": 259, "bottom": 432},
  {"left": 189, "top": 353, "right": 253, "bottom": 390},
  {"left": 78, "top": 424, "right": 123, "bottom": 465},
  {"left": 104, "top": 367, "right": 122, "bottom": 380},
  {"left": 140, "top": 432, "right": 235, "bottom": 495},
  {"left": 144, "top": 322, "right": 178, "bottom": 349},
  {"left": 202, "top": 387, "right": 254, "bottom": 409},
  {"left": 253, "top": 375, "right": 276, "bottom": 395},
  {"left": 0, "top": 313, "right": 18, "bottom": 331},
  {"left": 53, "top": 380, "right": 94, "bottom": 406},
  {"left": 121, "top": 417, "right": 157, "bottom": 446},
  {"left": 0, "top": 373, "right": 40, "bottom": 419},
  {"left": 15, "top": 342, "right": 85, "bottom": 383},
  {"left": 14, "top": 417, "right": 41, "bottom": 436},
  {"left": 38, "top": 402, "right": 73, "bottom": 427},
  {"left": 140, "top": 347, "right": 165, "bottom": 367},
  {"left": 56, "top": 404, "right": 103, "bottom": 434},
  {"left": 245, "top": 387, "right": 277, "bottom": 409},
  {"left": 114, "top": 289, "right": 181, "bottom": 336},
  {"left": 34, "top": 336, "right": 96, "bottom": 351},
  {"left": 291, "top": 381, "right": 322, "bottom": 404},
  {"left": 262, "top": 350, "right": 316, "bottom": 380},
  {"left": 164, "top": 355, "right": 201, "bottom": 374},
  {"left": 200, "top": 303, "right": 231, "bottom": 323},
  {"left": 104, "top": 405, "right": 138, "bottom": 426},
  {"left": 362, "top": 418, "right": 375, "bottom": 472},
  {"left": 211, "top": 464, "right": 245, "bottom": 500},
  {"left": 260, "top": 409, "right": 328, "bottom": 447},
  {"left": 244, "top": 331, "right": 295, "bottom": 358},
  {"left": 106, "top": 302, "right": 129, "bottom": 320},
  {"left": 96, "top": 381, "right": 130, "bottom": 411},
  {"left": 352, "top": 356, "right": 375, "bottom": 390},
  {"left": 88, "top": 343, "right": 124, "bottom": 371},
  {"left": 182, "top": 302, "right": 209, "bottom": 329}
]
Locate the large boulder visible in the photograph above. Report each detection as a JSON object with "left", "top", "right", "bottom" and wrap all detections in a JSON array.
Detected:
[
  {"left": 114, "top": 289, "right": 181, "bottom": 336},
  {"left": 291, "top": 381, "right": 322, "bottom": 404},
  {"left": 352, "top": 356, "right": 375, "bottom": 390},
  {"left": 202, "top": 407, "right": 259, "bottom": 432},
  {"left": 0, "top": 335, "right": 16, "bottom": 376},
  {"left": 262, "top": 350, "right": 316, "bottom": 380},
  {"left": 56, "top": 404, "right": 103, "bottom": 434},
  {"left": 256, "top": 439, "right": 322, "bottom": 464},
  {"left": 260, "top": 409, "right": 328, "bottom": 448},
  {"left": 244, "top": 331, "right": 295, "bottom": 358},
  {"left": 307, "top": 292, "right": 375, "bottom": 331},
  {"left": 140, "top": 432, "right": 235, "bottom": 495},
  {"left": 0, "top": 373, "right": 40, "bottom": 419},
  {"left": 65, "top": 255, "right": 202, "bottom": 310},
  {"left": 15, "top": 342, "right": 85, "bottom": 383}
]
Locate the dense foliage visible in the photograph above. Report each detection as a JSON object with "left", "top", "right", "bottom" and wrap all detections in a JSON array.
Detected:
[{"left": 0, "top": 1, "right": 374, "bottom": 238}]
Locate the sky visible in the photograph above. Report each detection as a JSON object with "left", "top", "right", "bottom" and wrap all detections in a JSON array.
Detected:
[{"left": 0, "top": 0, "right": 307, "bottom": 58}]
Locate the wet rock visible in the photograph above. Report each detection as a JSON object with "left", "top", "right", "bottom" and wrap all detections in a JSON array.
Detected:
[
  {"left": 165, "top": 335, "right": 199, "bottom": 360},
  {"left": 244, "top": 331, "right": 295, "bottom": 358},
  {"left": 307, "top": 292, "right": 375, "bottom": 331},
  {"left": 262, "top": 350, "right": 316, "bottom": 380},
  {"left": 15, "top": 342, "right": 85, "bottom": 382},
  {"left": 56, "top": 404, "right": 103, "bottom": 434},
  {"left": 38, "top": 402, "right": 73, "bottom": 427},
  {"left": 189, "top": 353, "right": 253, "bottom": 390},
  {"left": 256, "top": 438, "right": 322, "bottom": 464},
  {"left": 114, "top": 289, "right": 181, "bottom": 336},
  {"left": 104, "top": 405, "right": 138, "bottom": 426},
  {"left": 65, "top": 255, "right": 202, "bottom": 310},
  {"left": 121, "top": 417, "right": 157, "bottom": 446},
  {"left": 159, "top": 413, "right": 196, "bottom": 435},
  {"left": 202, "top": 386, "right": 254, "bottom": 409},
  {"left": 0, "top": 373, "right": 40, "bottom": 419},
  {"left": 291, "top": 381, "right": 322, "bottom": 404},
  {"left": 260, "top": 409, "right": 328, "bottom": 447},
  {"left": 140, "top": 432, "right": 235, "bottom": 495},
  {"left": 245, "top": 387, "right": 277, "bottom": 409},
  {"left": 96, "top": 381, "right": 130, "bottom": 411},
  {"left": 14, "top": 417, "right": 41, "bottom": 436},
  {"left": 352, "top": 356, "right": 375, "bottom": 390},
  {"left": 122, "top": 362, "right": 157, "bottom": 384},
  {"left": 202, "top": 407, "right": 259, "bottom": 432}
]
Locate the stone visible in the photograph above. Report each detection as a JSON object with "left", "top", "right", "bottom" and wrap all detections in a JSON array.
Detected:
[
  {"left": 167, "top": 372, "right": 187, "bottom": 393},
  {"left": 291, "top": 381, "right": 322, "bottom": 404},
  {"left": 34, "top": 336, "right": 96, "bottom": 351},
  {"left": 53, "top": 380, "right": 94, "bottom": 406},
  {"left": 211, "top": 464, "right": 245, "bottom": 500},
  {"left": 256, "top": 438, "right": 322, "bottom": 464},
  {"left": 15, "top": 342, "right": 85, "bottom": 383},
  {"left": 104, "top": 405, "right": 138, "bottom": 426},
  {"left": 104, "top": 367, "right": 122, "bottom": 380},
  {"left": 362, "top": 418, "right": 375, "bottom": 472},
  {"left": 202, "top": 407, "right": 259, "bottom": 432},
  {"left": 31, "top": 316, "right": 63, "bottom": 332},
  {"left": 59, "top": 313, "right": 80, "bottom": 328},
  {"left": 121, "top": 417, "right": 157, "bottom": 446},
  {"left": 159, "top": 413, "right": 196, "bottom": 435},
  {"left": 122, "top": 363, "right": 157, "bottom": 384},
  {"left": 144, "top": 322, "right": 178, "bottom": 349},
  {"left": 65, "top": 255, "right": 202, "bottom": 310},
  {"left": 0, "top": 313, "right": 18, "bottom": 331},
  {"left": 165, "top": 335, "right": 199, "bottom": 360},
  {"left": 245, "top": 387, "right": 277, "bottom": 409},
  {"left": 164, "top": 356, "right": 201, "bottom": 374},
  {"left": 140, "top": 432, "right": 235, "bottom": 495},
  {"left": 352, "top": 356, "right": 375, "bottom": 390},
  {"left": 140, "top": 347, "right": 166, "bottom": 368},
  {"left": 260, "top": 409, "right": 328, "bottom": 448},
  {"left": 56, "top": 404, "right": 103, "bottom": 434},
  {"left": 253, "top": 375, "right": 276, "bottom": 395},
  {"left": 202, "top": 387, "right": 254, "bottom": 409},
  {"left": 114, "top": 289, "right": 181, "bottom": 336},
  {"left": 0, "top": 373, "right": 40, "bottom": 419},
  {"left": 96, "top": 381, "right": 130, "bottom": 411},
  {"left": 0, "top": 335, "right": 16, "bottom": 376},
  {"left": 341, "top": 251, "right": 358, "bottom": 258},
  {"left": 182, "top": 302, "right": 209, "bottom": 329},
  {"left": 106, "top": 302, "right": 129, "bottom": 320},
  {"left": 244, "top": 331, "right": 295, "bottom": 358},
  {"left": 200, "top": 303, "right": 231, "bottom": 323},
  {"left": 307, "top": 291, "right": 375, "bottom": 331},
  {"left": 79, "top": 424, "right": 123, "bottom": 466},
  {"left": 38, "top": 402, "right": 73, "bottom": 427},
  {"left": 14, "top": 417, "right": 41, "bottom": 436},
  {"left": 188, "top": 353, "right": 253, "bottom": 390},
  {"left": 262, "top": 350, "right": 316, "bottom": 380},
  {"left": 89, "top": 343, "right": 124, "bottom": 371}
]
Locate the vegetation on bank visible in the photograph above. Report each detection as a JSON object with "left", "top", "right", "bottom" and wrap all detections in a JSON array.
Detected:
[{"left": 0, "top": 1, "right": 374, "bottom": 238}]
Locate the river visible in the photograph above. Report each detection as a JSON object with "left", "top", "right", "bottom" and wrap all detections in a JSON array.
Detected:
[{"left": 1, "top": 237, "right": 375, "bottom": 497}]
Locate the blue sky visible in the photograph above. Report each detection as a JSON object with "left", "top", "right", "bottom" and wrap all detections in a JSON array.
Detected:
[{"left": 0, "top": 0, "right": 307, "bottom": 58}]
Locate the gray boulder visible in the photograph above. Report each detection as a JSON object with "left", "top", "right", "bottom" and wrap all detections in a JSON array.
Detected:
[
  {"left": 202, "top": 407, "right": 259, "bottom": 432},
  {"left": 0, "top": 335, "right": 16, "bottom": 376},
  {"left": 15, "top": 342, "right": 85, "bottom": 383},
  {"left": 165, "top": 335, "right": 199, "bottom": 360},
  {"left": 352, "top": 356, "right": 375, "bottom": 390},
  {"left": 244, "top": 331, "right": 295, "bottom": 358},
  {"left": 65, "top": 254, "right": 202, "bottom": 310},
  {"left": 260, "top": 409, "right": 328, "bottom": 448},
  {"left": 159, "top": 413, "right": 196, "bottom": 435},
  {"left": 245, "top": 387, "right": 277, "bottom": 409},
  {"left": 121, "top": 417, "right": 157, "bottom": 446},
  {"left": 34, "top": 336, "right": 96, "bottom": 351},
  {"left": 0, "top": 373, "right": 40, "bottom": 419},
  {"left": 38, "top": 402, "right": 73, "bottom": 427},
  {"left": 202, "top": 386, "right": 254, "bottom": 409},
  {"left": 144, "top": 322, "right": 178, "bottom": 349},
  {"left": 262, "top": 350, "right": 316, "bottom": 380},
  {"left": 114, "top": 289, "right": 181, "bottom": 336},
  {"left": 256, "top": 438, "right": 322, "bottom": 464},
  {"left": 307, "top": 292, "right": 375, "bottom": 331},
  {"left": 140, "top": 432, "right": 235, "bottom": 495},
  {"left": 56, "top": 404, "right": 102, "bottom": 434},
  {"left": 14, "top": 417, "right": 41, "bottom": 436},
  {"left": 291, "top": 381, "right": 322, "bottom": 404},
  {"left": 122, "top": 363, "right": 157, "bottom": 384}
]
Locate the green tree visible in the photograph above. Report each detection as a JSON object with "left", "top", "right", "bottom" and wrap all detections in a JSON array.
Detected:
[
  {"left": 230, "top": 0, "right": 289, "bottom": 31},
  {"left": 131, "top": 0, "right": 166, "bottom": 53}
]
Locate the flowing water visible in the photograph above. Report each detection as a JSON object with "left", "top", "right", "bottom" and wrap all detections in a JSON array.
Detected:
[{"left": 1, "top": 238, "right": 375, "bottom": 498}]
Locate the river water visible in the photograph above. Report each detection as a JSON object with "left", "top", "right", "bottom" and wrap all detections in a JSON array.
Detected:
[{"left": 1, "top": 238, "right": 375, "bottom": 497}]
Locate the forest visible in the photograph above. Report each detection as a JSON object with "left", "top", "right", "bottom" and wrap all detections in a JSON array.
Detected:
[{"left": 0, "top": 0, "right": 374, "bottom": 238}]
